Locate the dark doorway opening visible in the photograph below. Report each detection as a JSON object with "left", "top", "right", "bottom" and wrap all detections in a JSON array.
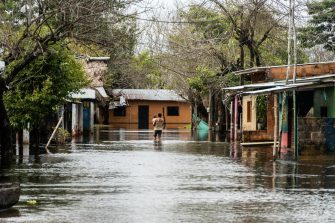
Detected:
[{"left": 138, "top": 105, "right": 149, "bottom": 129}]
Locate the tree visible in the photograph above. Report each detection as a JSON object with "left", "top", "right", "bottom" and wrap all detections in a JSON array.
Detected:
[
  {"left": 3, "top": 44, "right": 88, "bottom": 130},
  {"left": 299, "top": 0, "right": 335, "bottom": 52},
  {"left": 0, "top": 0, "right": 142, "bottom": 154}
]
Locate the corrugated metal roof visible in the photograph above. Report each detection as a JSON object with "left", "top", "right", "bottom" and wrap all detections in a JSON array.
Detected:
[
  {"left": 243, "top": 82, "right": 317, "bottom": 95},
  {"left": 70, "top": 88, "right": 96, "bottom": 99},
  {"left": 225, "top": 74, "right": 335, "bottom": 96},
  {"left": 96, "top": 87, "right": 108, "bottom": 98},
  {"left": 88, "top": 57, "right": 110, "bottom": 61},
  {"left": 223, "top": 82, "right": 283, "bottom": 91},
  {"left": 233, "top": 61, "right": 335, "bottom": 76},
  {"left": 112, "top": 89, "right": 187, "bottom": 102}
]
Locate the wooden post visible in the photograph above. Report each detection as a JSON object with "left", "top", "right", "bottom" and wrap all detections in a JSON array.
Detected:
[
  {"left": 293, "top": 90, "right": 298, "bottom": 160},
  {"left": 230, "top": 100, "right": 234, "bottom": 141},
  {"left": 90, "top": 102, "right": 94, "bottom": 133},
  {"left": 234, "top": 95, "right": 238, "bottom": 141},
  {"left": 273, "top": 94, "right": 278, "bottom": 160},
  {"left": 71, "top": 103, "right": 77, "bottom": 136},
  {"left": 45, "top": 116, "right": 63, "bottom": 154},
  {"left": 208, "top": 89, "right": 212, "bottom": 131},
  {"left": 225, "top": 105, "right": 229, "bottom": 131}
]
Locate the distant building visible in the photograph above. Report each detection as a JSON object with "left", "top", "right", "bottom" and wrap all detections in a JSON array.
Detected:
[
  {"left": 65, "top": 56, "right": 110, "bottom": 136},
  {"left": 224, "top": 61, "right": 335, "bottom": 157},
  {"left": 109, "top": 89, "right": 191, "bottom": 129}
]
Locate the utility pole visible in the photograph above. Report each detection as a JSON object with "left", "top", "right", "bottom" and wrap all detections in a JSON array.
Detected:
[
  {"left": 283, "top": 0, "right": 298, "bottom": 160},
  {"left": 292, "top": 0, "right": 298, "bottom": 161}
]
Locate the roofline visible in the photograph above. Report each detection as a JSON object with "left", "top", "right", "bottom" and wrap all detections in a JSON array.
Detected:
[
  {"left": 88, "top": 57, "right": 110, "bottom": 61},
  {"left": 224, "top": 73, "right": 335, "bottom": 95},
  {"left": 233, "top": 67, "right": 267, "bottom": 75},
  {"left": 233, "top": 60, "right": 335, "bottom": 76},
  {"left": 126, "top": 98, "right": 189, "bottom": 102}
]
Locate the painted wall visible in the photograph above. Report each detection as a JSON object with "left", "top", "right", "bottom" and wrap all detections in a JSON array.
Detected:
[
  {"left": 109, "top": 100, "right": 192, "bottom": 129},
  {"left": 242, "top": 95, "right": 257, "bottom": 131},
  {"left": 313, "top": 87, "right": 335, "bottom": 118}
]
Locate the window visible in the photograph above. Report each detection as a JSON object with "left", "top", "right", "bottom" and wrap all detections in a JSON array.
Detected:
[
  {"left": 321, "top": 106, "right": 328, "bottom": 117},
  {"left": 113, "top": 106, "right": 126, "bottom": 116},
  {"left": 247, "top": 101, "right": 252, "bottom": 122},
  {"left": 167, "top": 106, "right": 179, "bottom": 116}
]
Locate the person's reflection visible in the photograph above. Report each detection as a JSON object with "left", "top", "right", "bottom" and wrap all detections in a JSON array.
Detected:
[{"left": 154, "top": 141, "right": 163, "bottom": 151}]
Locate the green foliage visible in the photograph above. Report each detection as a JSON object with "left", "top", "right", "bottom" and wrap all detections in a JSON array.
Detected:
[
  {"left": 54, "top": 128, "right": 71, "bottom": 144},
  {"left": 134, "top": 51, "right": 163, "bottom": 88},
  {"left": 4, "top": 44, "right": 88, "bottom": 129},
  {"left": 299, "top": 0, "right": 335, "bottom": 52},
  {"left": 256, "top": 95, "right": 267, "bottom": 125},
  {"left": 109, "top": 51, "right": 163, "bottom": 89},
  {"left": 187, "top": 66, "right": 216, "bottom": 93},
  {"left": 180, "top": 5, "right": 231, "bottom": 41}
]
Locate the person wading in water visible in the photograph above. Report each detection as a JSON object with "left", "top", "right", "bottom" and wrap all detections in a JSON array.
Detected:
[{"left": 153, "top": 113, "right": 165, "bottom": 141}]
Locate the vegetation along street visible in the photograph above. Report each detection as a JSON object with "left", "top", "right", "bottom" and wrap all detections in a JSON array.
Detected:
[{"left": 1, "top": 0, "right": 335, "bottom": 222}]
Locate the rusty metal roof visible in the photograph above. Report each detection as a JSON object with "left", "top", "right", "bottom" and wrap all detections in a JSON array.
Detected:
[
  {"left": 111, "top": 89, "right": 188, "bottom": 102},
  {"left": 233, "top": 61, "right": 335, "bottom": 76},
  {"left": 224, "top": 74, "right": 335, "bottom": 95}
]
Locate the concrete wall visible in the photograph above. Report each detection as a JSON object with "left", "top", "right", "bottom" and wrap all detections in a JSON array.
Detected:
[
  {"left": 298, "top": 117, "right": 335, "bottom": 153},
  {"left": 109, "top": 100, "right": 192, "bottom": 129},
  {"left": 313, "top": 87, "right": 335, "bottom": 117},
  {"left": 81, "top": 60, "right": 108, "bottom": 87},
  {"left": 242, "top": 95, "right": 257, "bottom": 131},
  {"left": 241, "top": 95, "right": 275, "bottom": 142}
]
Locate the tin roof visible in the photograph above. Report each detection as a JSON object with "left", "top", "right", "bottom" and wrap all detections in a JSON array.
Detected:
[
  {"left": 96, "top": 86, "right": 108, "bottom": 98},
  {"left": 233, "top": 61, "right": 335, "bottom": 76},
  {"left": 88, "top": 57, "right": 110, "bottom": 61},
  {"left": 111, "top": 89, "right": 188, "bottom": 102},
  {"left": 70, "top": 88, "right": 96, "bottom": 99},
  {"left": 224, "top": 74, "right": 335, "bottom": 95}
]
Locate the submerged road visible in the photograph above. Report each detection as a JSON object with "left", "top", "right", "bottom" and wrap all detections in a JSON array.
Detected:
[{"left": 1, "top": 128, "right": 335, "bottom": 222}]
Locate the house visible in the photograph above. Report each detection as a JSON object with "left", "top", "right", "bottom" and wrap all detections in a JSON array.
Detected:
[
  {"left": 65, "top": 57, "right": 110, "bottom": 136},
  {"left": 224, "top": 61, "right": 335, "bottom": 158},
  {"left": 109, "top": 89, "right": 191, "bottom": 129}
]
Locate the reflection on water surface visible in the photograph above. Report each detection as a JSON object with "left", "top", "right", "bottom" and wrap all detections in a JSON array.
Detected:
[{"left": 1, "top": 127, "right": 335, "bottom": 222}]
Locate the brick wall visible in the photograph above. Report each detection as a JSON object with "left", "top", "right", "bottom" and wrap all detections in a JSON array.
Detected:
[{"left": 298, "top": 117, "right": 335, "bottom": 153}]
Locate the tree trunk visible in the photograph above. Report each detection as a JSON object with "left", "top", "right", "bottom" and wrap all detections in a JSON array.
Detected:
[
  {"left": 29, "top": 126, "right": 40, "bottom": 155},
  {"left": 239, "top": 45, "right": 245, "bottom": 85},
  {"left": 0, "top": 78, "right": 13, "bottom": 157}
]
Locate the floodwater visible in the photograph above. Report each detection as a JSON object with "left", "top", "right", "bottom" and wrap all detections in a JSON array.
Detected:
[{"left": 1, "top": 127, "right": 335, "bottom": 222}]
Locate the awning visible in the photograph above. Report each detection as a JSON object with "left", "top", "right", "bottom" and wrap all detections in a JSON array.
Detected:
[
  {"left": 70, "top": 88, "right": 96, "bottom": 99},
  {"left": 223, "top": 74, "right": 335, "bottom": 95}
]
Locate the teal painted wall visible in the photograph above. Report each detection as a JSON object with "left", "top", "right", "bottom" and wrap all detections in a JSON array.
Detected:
[{"left": 313, "top": 87, "right": 335, "bottom": 117}]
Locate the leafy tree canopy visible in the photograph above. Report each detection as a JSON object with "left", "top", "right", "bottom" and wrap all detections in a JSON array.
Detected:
[
  {"left": 299, "top": 0, "right": 335, "bottom": 52},
  {"left": 4, "top": 44, "right": 88, "bottom": 129}
]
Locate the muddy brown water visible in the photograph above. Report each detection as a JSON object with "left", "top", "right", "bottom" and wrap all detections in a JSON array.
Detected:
[{"left": 1, "top": 127, "right": 335, "bottom": 222}]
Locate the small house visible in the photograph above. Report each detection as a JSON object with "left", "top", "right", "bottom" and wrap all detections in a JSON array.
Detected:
[
  {"left": 65, "top": 56, "right": 110, "bottom": 136},
  {"left": 224, "top": 61, "right": 335, "bottom": 158},
  {"left": 109, "top": 89, "right": 191, "bottom": 129},
  {"left": 65, "top": 87, "right": 109, "bottom": 136}
]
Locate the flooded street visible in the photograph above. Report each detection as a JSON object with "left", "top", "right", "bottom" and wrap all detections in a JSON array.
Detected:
[{"left": 1, "top": 128, "right": 335, "bottom": 222}]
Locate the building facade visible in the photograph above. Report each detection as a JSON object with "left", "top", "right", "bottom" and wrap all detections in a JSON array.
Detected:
[{"left": 109, "top": 89, "right": 192, "bottom": 129}]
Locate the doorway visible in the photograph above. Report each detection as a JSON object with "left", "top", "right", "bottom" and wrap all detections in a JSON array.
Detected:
[{"left": 138, "top": 105, "right": 149, "bottom": 129}]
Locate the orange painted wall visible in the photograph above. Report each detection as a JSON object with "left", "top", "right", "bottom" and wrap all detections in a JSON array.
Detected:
[{"left": 109, "top": 100, "right": 192, "bottom": 129}]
